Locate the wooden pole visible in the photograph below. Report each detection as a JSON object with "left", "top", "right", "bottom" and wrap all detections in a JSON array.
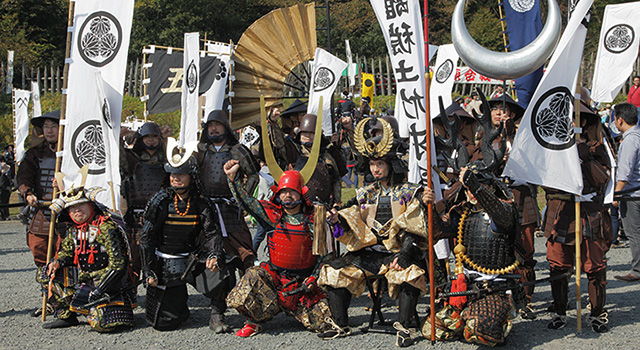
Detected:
[
  {"left": 42, "top": 0, "right": 74, "bottom": 322},
  {"left": 424, "top": 0, "right": 436, "bottom": 343},
  {"left": 574, "top": 78, "right": 582, "bottom": 332}
]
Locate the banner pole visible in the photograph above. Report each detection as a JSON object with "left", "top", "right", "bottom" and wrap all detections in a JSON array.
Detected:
[
  {"left": 574, "top": 77, "right": 582, "bottom": 332},
  {"left": 42, "top": 0, "right": 74, "bottom": 322},
  {"left": 423, "top": 0, "right": 436, "bottom": 343}
]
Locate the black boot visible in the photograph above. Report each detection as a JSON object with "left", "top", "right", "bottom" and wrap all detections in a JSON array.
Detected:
[
  {"left": 548, "top": 269, "right": 569, "bottom": 330},
  {"left": 396, "top": 284, "right": 420, "bottom": 347},
  {"left": 209, "top": 299, "right": 231, "bottom": 333},
  {"left": 587, "top": 270, "right": 609, "bottom": 333},
  {"left": 42, "top": 313, "right": 79, "bottom": 329},
  {"left": 520, "top": 266, "right": 537, "bottom": 319},
  {"left": 318, "top": 287, "right": 352, "bottom": 339}
]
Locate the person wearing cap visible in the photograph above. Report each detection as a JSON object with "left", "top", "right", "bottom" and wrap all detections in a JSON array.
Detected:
[
  {"left": 320, "top": 118, "right": 446, "bottom": 347},
  {"left": 544, "top": 98, "right": 612, "bottom": 333},
  {"left": 42, "top": 186, "right": 135, "bottom": 332},
  {"left": 120, "top": 121, "right": 168, "bottom": 282},
  {"left": 0, "top": 155, "right": 12, "bottom": 220},
  {"left": 139, "top": 155, "right": 231, "bottom": 332},
  {"left": 196, "top": 110, "right": 259, "bottom": 270},
  {"left": 16, "top": 110, "right": 62, "bottom": 317},
  {"left": 224, "top": 161, "right": 332, "bottom": 338},
  {"left": 336, "top": 90, "right": 357, "bottom": 118},
  {"left": 265, "top": 101, "right": 307, "bottom": 170}
]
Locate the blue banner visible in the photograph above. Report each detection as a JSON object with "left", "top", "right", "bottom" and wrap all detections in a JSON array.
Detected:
[{"left": 503, "top": 0, "right": 544, "bottom": 108}]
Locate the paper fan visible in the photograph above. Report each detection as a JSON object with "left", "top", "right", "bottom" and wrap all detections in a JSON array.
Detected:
[{"left": 231, "top": 2, "right": 317, "bottom": 129}]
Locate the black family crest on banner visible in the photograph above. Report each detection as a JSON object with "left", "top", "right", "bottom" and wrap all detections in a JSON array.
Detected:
[
  {"left": 186, "top": 60, "right": 198, "bottom": 93},
  {"left": 530, "top": 86, "right": 575, "bottom": 151},
  {"left": 71, "top": 120, "right": 106, "bottom": 175},
  {"left": 604, "top": 24, "right": 635, "bottom": 54},
  {"left": 313, "top": 67, "right": 335, "bottom": 92},
  {"left": 435, "top": 59, "right": 453, "bottom": 84},
  {"left": 78, "top": 11, "right": 123, "bottom": 67},
  {"left": 16, "top": 96, "right": 29, "bottom": 109}
]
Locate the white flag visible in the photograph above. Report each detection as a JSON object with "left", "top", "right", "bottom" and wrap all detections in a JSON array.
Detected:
[
  {"left": 307, "top": 48, "right": 347, "bottom": 135},
  {"left": 31, "top": 81, "right": 41, "bottom": 117},
  {"left": 503, "top": 0, "right": 594, "bottom": 195},
  {"left": 429, "top": 44, "right": 459, "bottom": 119},
  {"left": 12, "top": 89, "right": 30, "bottom": 162},
  {"left": 6, "top": 51, "right": 14, "bottom": 94},
  {"left": 345, "top": 40, "right": 355, "bottom": 87},
  {"left": 204, "top": 41, "right": 233, "bottom": 118},
  {"left": 370, "top": 0, "right": 441, "bottom": 198},
  {"left": 94, "top": 72, "right": 121, "bottom": 210},
  {"left": 61, "top": 0, "right": 133, "bottom": 207},
  {"left": 590, "top": 1, "right": 640, "bottom": 103},
  {"left": 180, "top": 32, "right": 200, "bottom": 146}
]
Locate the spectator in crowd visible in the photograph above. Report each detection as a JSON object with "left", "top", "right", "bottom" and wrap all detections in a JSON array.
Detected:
[{"left": 626, "top": 76, "right": 640, "bottom": 112}]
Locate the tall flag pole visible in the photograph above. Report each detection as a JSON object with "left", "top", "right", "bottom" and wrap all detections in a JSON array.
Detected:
[
  {"left": 423, "top": 0, "right": 436, "bottom": 342},
  {"left": 42, "top": 1, "right": 75, "bottom": 322}
]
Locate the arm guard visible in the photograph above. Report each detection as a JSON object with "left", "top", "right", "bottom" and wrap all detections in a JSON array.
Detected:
[
  {"left": 201, "top": 198, "right": 225, "bottom": 261},
  {"left": 232, "top": 144, "right": 261, "bottom": 195},
  {"left": 463, "top": 171, "right": 516, "bottom": 232},
  {"left": 139, "top": 190, "right": 171, "bottom": 274},
  {"left": 94, "top": 268, "right": 126, "bottom": 297},
  {"left": 395, "top": 233, "right": 424, "bottom": 268}
]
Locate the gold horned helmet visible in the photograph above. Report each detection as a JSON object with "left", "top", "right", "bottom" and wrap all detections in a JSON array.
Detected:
[
  {"left": 50, "top": 164, "right": 105, "bottom": 213},
  {"left": 260, "top": 95, "right": 323, "bottom": 186},
  {"left": 353, "top": 117, "right": 394, "bottom": 159}
]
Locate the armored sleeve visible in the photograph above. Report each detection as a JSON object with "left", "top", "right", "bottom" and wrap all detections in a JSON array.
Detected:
[
  {"left": 92, "top": 221, "right": 129, "bottom": 294},
  {"left": 200, "top": 198, "right": 224, "bottom": 260},
  {"left": 227, "top": 177, "right": 274, "bottom": 229},
  {"left": 232, "top": 144, "right": 260, "bottom": 195},
  {"left": 139, "top": 190, "right": 171, "bottom": 273},
  {"left": 16, "top": 148, "right": 39, "bottom": 197},
  {"left": 463, "top": 171, "right": 516, "bottom": 232},
  {"left": 55, "top": 231, "right": 76, "bottom": 267}
]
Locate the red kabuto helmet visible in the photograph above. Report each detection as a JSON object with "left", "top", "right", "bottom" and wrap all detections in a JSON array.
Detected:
[{"left": 270, "top": 170, "right": 309, "bottom": 204}]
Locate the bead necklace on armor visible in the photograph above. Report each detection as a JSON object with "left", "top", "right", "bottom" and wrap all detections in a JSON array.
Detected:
[{"left": 68, "top": 211, "right": 111, "bottom": 272}]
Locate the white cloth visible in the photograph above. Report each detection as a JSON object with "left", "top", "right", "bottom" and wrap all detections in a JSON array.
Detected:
[
  {"left": 204, "top": 41, "right": 233, "bottom": 117},
  {"left": 12, "top": 89, "right": 30, "bottom": 163},
  {"left": 30, "top": 82, "right": 41, "bottom": 118},
  {"left": 429, "top": 44, "right": 459, "bottom": 119},
  {"left": 307, "top": 48, "right": 347, "bottom": 135},
  {"left": 61, "top": 0, "right": 133, "bottom": 210},
  {"left": 590, "top": 1, "right": 640, "bottom": 103},
  {"left": 502, "top": 0, "right": 593, "bottom": 195},
  {"left": 180, "top": 32, "right": 200, "bottom": 147}
]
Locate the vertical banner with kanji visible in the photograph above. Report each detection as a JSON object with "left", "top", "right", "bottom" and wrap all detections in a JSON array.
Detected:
[
  {"left": 370, "top": 0, "right": 440, "bottom": 191},
  {"left": 180, "top": 32, "right": 200, "bottom": 146},
  {"left": 62, "top": 0, "right": 134, "bottom": 210}
]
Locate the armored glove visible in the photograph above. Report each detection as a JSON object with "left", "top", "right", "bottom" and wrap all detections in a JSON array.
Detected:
[{"left": 49, "top": 197, "right": 66, "bottom": 215}]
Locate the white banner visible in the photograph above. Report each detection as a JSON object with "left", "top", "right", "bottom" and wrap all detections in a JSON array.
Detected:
[
  {"left": 12, "top": 89, "right": 30, "bottom": 162},
  {"left": 590, "top": 1, "right": 640, "bottom": 103},
  {"left": 429, "top": 44, "right": 459, "bottom": 119},
  {"left": 370, "top": 0, "right": 441, "bottom": 197},
  {"left": 6, "top": 51, "right": 14, "bottom": 94},
  {"left": 180, "top": 32, "right": 200, "bottom": 146},
  {"left": 31, "top": 81, "right": 41, "bottom": 117},
  {"left": 503, "top": 0, "right": 593, "bottom": 195},
  {"left": 307, "top": 48, "right": 347, "bottom": 135},
  {"left": 61, "top": 0, "right": 133, "bottom": 208},
  {"left": 94, "top": 72, "right": 121, "bottom": 210},
  {"left": 204, "top": 41, "right": 232, "bottom": 118},
  {"left": 345, "top": 40, "right": 355, "bottom": 87}
]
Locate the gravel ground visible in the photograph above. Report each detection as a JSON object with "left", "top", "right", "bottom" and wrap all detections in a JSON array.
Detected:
[{"left": 1, "top": 219, "right": 639, "bottom": 350}]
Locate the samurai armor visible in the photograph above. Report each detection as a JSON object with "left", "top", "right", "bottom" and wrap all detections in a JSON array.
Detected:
[
  {"left": 70, "top": 283, "right": 135, "bottom": 332},
  {"left": 461, "top": 293, "right": 513, "bottom": 346},
  {"left": 226, "top": 266, "right": 281, "bottom": 323}
]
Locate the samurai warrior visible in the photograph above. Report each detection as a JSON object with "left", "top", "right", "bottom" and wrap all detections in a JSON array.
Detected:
[
  {"left": 139, "top": 155, "right": 232, "bottom": 333},
  {"left": 16, "top": 110, "right": 66, "bottom": 317},
  {"left": 121, "top": 121, "right": 168, "bottom": 280},
  {"left": 425, "top": 106, "right": 525, "bottom": 347},
  {"left": 196, "top": 109, "right": 259, "bottom": 269},
  {"left": 319, "top": 117, "right": 446, "bottom": 347},
  {"left": 224, "top": 104, "right": 332, "bottom": 338},
  {"left": 544, "top": 99, "right": 612, "bottom": 333},
  {"left": 42, "top": 182, "right": 136, "bottom": 332}
]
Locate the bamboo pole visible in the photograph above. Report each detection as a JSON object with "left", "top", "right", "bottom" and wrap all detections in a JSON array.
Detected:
[
  {"left": 423, "top": 0, "right": 436, "bottom": 343},
  {"left": 42, "top": 1, "right": 74, "bottom": 322}
]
